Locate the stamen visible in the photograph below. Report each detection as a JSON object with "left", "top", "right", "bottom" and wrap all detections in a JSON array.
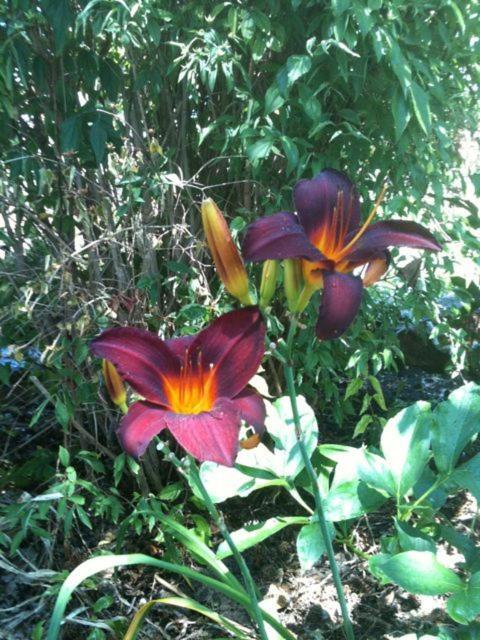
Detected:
[{"left": 336, "top": 183, "right": 387, "bottom": 260}]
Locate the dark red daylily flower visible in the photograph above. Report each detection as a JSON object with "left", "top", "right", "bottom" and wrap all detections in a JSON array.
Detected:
[
  {"left": 242, "top": 169, "right": 441, "bottom": 339},
  {"left": 90, "top": 308, "right": 266, "bottom": 466}
]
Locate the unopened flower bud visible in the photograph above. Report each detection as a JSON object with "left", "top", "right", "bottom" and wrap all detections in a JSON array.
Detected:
[
  {"left": 259, "top": 260, "right": 278, "bottom": 308},
  {"left": 201, "top": 198, "right": 253, "bottom": 305},
  {"left": 283, "top": 259, "right": 304, "bottom": 312},
  {"left": 102, "top": 360, "right": 128, "bottom": 414}
]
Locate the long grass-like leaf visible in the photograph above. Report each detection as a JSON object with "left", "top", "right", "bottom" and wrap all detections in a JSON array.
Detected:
[
  {"left": 46, "top": 553, "right": 296, "bottom": 640},
  {"left": 151, "top": 505, "right": 244, "bottom": 591},
  {"left": 123, "top": 595, "right": 251, "bottom": 640}
]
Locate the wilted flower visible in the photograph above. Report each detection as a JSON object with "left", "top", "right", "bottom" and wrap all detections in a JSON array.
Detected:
[
  {"left": 201, "top": 198, "right": 253, "bottom": 305},
  {"left": 242, "top": 169, "right": 440, "bottom": 339},
  {"left": 90, "top": 308, "right": 266, "bottom": 466}
]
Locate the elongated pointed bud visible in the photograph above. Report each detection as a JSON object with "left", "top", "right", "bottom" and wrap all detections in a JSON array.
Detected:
[
  {"left": 259, "top": 260, "right": 278, "bottom": 308},
  {"left": 201, "top": 198, "right": 253, "bottom": 305},
  {"left": 102, "top": 359, "right": 128, "bottom": 414},
  {"left": 283, "top": 259, "right": 305, "bottom": 312}
]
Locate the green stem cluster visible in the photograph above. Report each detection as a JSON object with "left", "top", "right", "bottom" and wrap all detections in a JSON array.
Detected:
[
  {"left": 284, "top": 316, "right": 355, "bottom": 640},
  {"left": 158, "top": 444, "right": 269, "bottom": 640}
]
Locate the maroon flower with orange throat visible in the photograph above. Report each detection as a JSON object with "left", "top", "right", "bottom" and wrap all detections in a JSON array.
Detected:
[
  {"left": 90, "top": 307, "right": 266, "bottom": 466},
  {"left": 242, "top": 169, "right": 440, "bottom": 339}
]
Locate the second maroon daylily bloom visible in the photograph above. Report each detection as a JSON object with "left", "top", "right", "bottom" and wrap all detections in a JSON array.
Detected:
[
  {"left": 90, "top": 308, "right": 266, "bottom": 467},
  {"left": 242, "top": 169, "right": 441, "bottom": 339}
]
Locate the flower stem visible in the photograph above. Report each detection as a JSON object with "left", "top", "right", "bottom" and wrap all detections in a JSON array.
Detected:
[
  {"left": 284, "top": 319, "right": 355, "bottom": 640},
  {"left": 186, "top": 458, "right": 269, "bottom": 640}
]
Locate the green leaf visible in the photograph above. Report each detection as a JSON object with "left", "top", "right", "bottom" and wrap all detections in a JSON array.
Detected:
[
  {"left": 380, "top": 551, "right": 463, "bottom": 595},
  {"left": 324, "top": 480, "right": 387, "bottom": 521},
  {"left": 394, "top": 520, "right": 436, "bottom": 553},
  {"left": 451, "top": 452, "right": 480, "bottom": 501},
  {"left": 353, "top": 415, "right": 373, "bottom": 438},
  {"left": 389, "top": 41, "right": 412, "bottom": 94},
  {"left": 60, "top": 116, "right": 81, "bottom": 153},
  {"left": 113, "top": 453, "right": 126, "bottom": 487},
  {"left": 58, "top": 446, "right": 70, "bottom": 467},
  {"left": 217, "top": 517, "right": 308, "bottom": 560},
  {"left": 266, "top": 396, "right": 318, "bottom": 480},
  {"left": 124, "top": 596, "right": 249, "bottom": 640},
  {"left": 55, "top": 398, "right": 70, "bottom": 429},
  {"left": 345, "top": 376, "right": 363, "bottom": 400},
  {"left": 357, "top": 449, "right": 396, "bottom": 497},
  {"left": 409, "top": 82, "right": 432, "bottom": 135},
  {"left": 431, "top": 383, "right": 480, "bottom": 474},
  {"left": 46, "top": 554, "right": 294, "bottom": 640},
  {"left": 89, "top": 119, "right": 108, "bottom": 164},
  {"left": 199, "top": 461, "right": 255, "bottom": 503},
  {"left": 380, "top": 402, "right": 432, "bottom": 498},
  {"left": 446, "top": 572, "right": 480, "bottom": 624},
  {"left": 447, "top": 1, "right": 465, "bottom": 34},
  {"left": 391, "top": 88, "right": 410, "bottom": 140},
  {"left": 296, "top": 520, "right": 332, "bottom": 571},
  {"left": 276, "top": 55, "right": 312, "bottom": 95},
  {"left": 264, "top": 86, "right": 285, "bottom": 115},
  {"left": 41, "top": 0, "right": 74, "bottom": 54},
  {"left": 247, "top": 138, "right": 274, "bottom": 164}
]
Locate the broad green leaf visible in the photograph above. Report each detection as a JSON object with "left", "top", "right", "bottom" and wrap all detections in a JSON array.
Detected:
[
  {"left": 296, "top": 520, "right": 332, "bottom": 572},
  {"left": 199, "top": 444, "right": 283, "bottom": 503},
  {"left": 431, "top": 383, "right": 480, "bottom": 474},
  {"left": 324, "top": 480, "right": 387, "bottom": 521},
  {"left": 380, "top": 551, "right": 463, "bottom": 595},
  {"left": 394, "top": 520, "right": 436, "bottom": 553},
  {"left": 409, "top": 82, "right": 432, "bottom": 135},
  {"left": 446, "top": 572, "right": 480, "bottom": 624},
  {"left": 357, "top": 449, "right": 396, "bottom": 497},
  {"left": 264, "top": 86, "right": 285, "bottom": 115},
  {"left": 89, "top": 119, "right": 108, "bottom": 164},
  {"left": 380, "top": 402, "right": 432, "bottom": 498},
  {"left": 216, "top": 517, "right": 308, "bottom": 560},
  {"left": 276, "top": 55, "right": 312, "bottom": 95},
  {"left": 266, "top": 396, "right": 318, "bottom": 480},
  {"left": 451, "top": 452, "right": 480, "bottom": 501},
  {"left": 199, "top": 461, "right": 255, "bottom": 503},
  {"left": 247, "top": 138, "right": 274, "bottom": 163}
]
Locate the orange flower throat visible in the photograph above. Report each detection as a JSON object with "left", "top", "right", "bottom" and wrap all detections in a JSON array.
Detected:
[
  {"left": 302, "top": 184, "right": 387, "bottom": 287},
  {"left": 165, "top": 349, "right": 216, "bottom": 415}
]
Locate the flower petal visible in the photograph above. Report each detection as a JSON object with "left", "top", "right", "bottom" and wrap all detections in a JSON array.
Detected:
[
  {"left": 316, "top": 272, "right": 363, "bottom": 340},
  {"left": 242, "top": 212, "right": 324, "bottom": 263},
  {"left": 117, "top": 401, "right": 168, "bottom": 458},
  {"left": 90, "top": 327, "right": 179, "bottom": 405},
  {"left": 165, "top": 335, "right": 196, "bottom": 361},
  {"left": 232, "top": 388, "right": 266, "bottom": 433},
  {"left": 166, "top": 398, "right": 240, "bottom": 466},
  {"left": 190, "top": 307, "right": 266, "bottom": 399},
  {"left": 345, "top": 220, "right": 441, "bottom": 262},
  {"left": 363, "top": 251, "right": 390, "bottom": 287},
  {"left": 294, "top": 169, "right": 360, "bottom": 240}
]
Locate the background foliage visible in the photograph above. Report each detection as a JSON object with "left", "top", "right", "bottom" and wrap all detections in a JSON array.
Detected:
[{"left": 0, "top": 0, "right": 479, "bottom": 637}]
